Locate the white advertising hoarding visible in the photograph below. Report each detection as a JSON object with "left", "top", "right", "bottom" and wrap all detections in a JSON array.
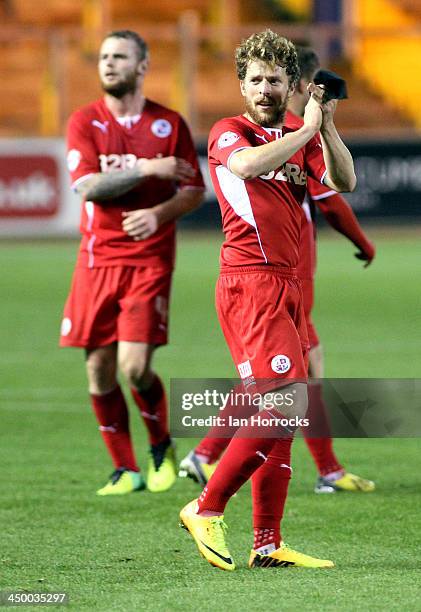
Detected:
[{"left": 0, "top": 139, "right": 80, "bottom": 237}]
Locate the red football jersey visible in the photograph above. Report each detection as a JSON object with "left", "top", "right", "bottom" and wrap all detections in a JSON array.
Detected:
[
  {"left": 298, "top": 178, "right": 337, "bottom": 280},
  {"left": 284, "top": 111, "right": 336, "bottom": 281},
  {"left": 208, "top": 114, "right": 327, "bottom": 269},
  {"left": 67, "top": 98, "right": 205, "bottom": 269}
]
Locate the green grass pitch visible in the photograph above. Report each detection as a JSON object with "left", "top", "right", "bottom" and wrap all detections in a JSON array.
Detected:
[{"left": 0, "top": 230, "right": 420, "bottom": 611}]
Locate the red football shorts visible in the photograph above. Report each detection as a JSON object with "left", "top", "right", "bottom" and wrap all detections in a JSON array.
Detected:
[
  {"left": 60, "top": 265, "right": 172, "bottom": 348},
  {"left": 301, "top": 278, "right": 320, "bottom": 349},
  {"left": 216, "top": 266, "right": 309, "bottom": 391}
]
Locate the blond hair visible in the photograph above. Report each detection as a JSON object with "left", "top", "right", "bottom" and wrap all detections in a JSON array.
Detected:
[{"left": 235, "top": 29, "right": 299, "bottom": 86}]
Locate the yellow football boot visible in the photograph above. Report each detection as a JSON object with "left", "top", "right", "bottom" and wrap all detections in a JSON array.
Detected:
[
  {"left": 96, "top": 468, "right": 146, "bottom": 496},
  {"left": 147, "top": 440, "right": 177, "bottom": 493},
  {"left": 315, "top": 472, "right": 375, "bottom": 493},
  {"left": 179, "top": 499, "right": 235, "bottom": 571},
  {"left": 249, "top": 542, "right": 334, "bottom": 569},
  {"left": 178, "top": 451, "right": 218, "bottom": 486}
]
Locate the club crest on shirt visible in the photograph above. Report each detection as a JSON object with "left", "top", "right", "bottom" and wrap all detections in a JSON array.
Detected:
[
  {"left": 67, "top": 149, "right": 81, "bottom": 172},
  {"left": 271, "top": 354, "right": 291, "bottom": 374},
  {"left": 218, "top": 131, "right": 240, "bottom": 149},
  {"left": 151, "top": 119, "right": 172, "bottom": 138}
]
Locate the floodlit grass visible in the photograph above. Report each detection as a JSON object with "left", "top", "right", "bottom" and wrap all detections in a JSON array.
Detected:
[{"left": 0, "top": 231, "right": 420, "bottom": 611}]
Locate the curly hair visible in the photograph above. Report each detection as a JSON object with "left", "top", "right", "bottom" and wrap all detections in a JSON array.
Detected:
[{"left": 235, "top": 29, "right": 299, "bottom": 86}]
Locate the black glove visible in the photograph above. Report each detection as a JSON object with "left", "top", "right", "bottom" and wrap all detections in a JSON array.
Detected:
[
  {"left": 314, "top": 69, "right": 348, "bottom": 102},
  {"left": 354, "top": 240, "right": 376, "bottom": 268}
]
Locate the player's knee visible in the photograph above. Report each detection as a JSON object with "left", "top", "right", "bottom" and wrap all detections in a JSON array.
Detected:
[
  {"left": 86, "top": 354, "right": 117, "bottom": 394},
  {"left": 119, "top": 359, "right": 150, "bottom": 390},
  {"left": 270, "top": 382, "right": 308, "bottom": 421},
  {"left": 308, "top": 344, "right": 324, "bottom": 378}
]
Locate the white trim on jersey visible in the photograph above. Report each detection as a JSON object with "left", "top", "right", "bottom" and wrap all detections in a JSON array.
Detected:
[
  {"left": 226, "top": 146, "right": 252, "bottom": 172},
  {"left": 311, "top": 189, "right": 337, "bottom": 201},
  {"left": 263, "top": 127, "right": 283, "bottom": 139},
  {"left": 85, "top": 201, "right": 95, "bottom": 232},
  {"left": 85, "top": 201, "right": 96, "bottom": 268},
  {"left": 116, "top": 114, "right": 141, "bottom": 128},
  {"left": 87, "top": 235, "right": 96, "bottom": 269},
  {"left": 71, "top": 173, "right": 95, "bottom": 192},
  {"left": 320, "top": 169, "right": 328, "bottom": 184},
  {"left": 215, "top": 164, "right": 268, "bottom": 263},
  {"left": 302, "top": 201, "right": 312, "bottom": 223}
]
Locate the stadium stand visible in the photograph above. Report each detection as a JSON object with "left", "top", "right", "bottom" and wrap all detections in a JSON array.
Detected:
[
  {"left": 353, "top": 0, "right": 421, "bottom": 129},
  {"left": 0, "top": 0, "right": 417, "bottom": 136}
]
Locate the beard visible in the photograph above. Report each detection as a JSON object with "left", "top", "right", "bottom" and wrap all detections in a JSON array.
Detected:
[
  {"left": 101, "top": 70, "right": 138, "bottom": 98},
  {"left": 245, "top": 95, "right": 288, "bottom": 127}
]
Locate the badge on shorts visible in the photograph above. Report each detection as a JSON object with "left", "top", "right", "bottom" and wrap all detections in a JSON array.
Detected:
[
  {"left": 61, "top": 317, "right": 72, "bottom": 336},
  {"left": 271, "top": 354, "right": 291, "bottom": 374}
]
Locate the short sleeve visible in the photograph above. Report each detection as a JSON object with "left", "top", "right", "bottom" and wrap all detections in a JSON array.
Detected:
[
  {"left": 305, "top": 133, "right": 327, "bottom": 185},
  {"left": 174, "top": 116, "right": 205, "bottom": 190},
  {"left": 307, "top": 176, "right": 336, "bottom": 200},
  {"left": 66, "top": 111, "right": 100, "bottom": 190},
  {"left": 208, "top": 120, "right": 252, "bottom": 170}
]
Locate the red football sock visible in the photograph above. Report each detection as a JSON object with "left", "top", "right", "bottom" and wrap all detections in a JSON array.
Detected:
[
  {"left": 131, "top": 376, "right": 169, "bottom": 446},
  {"left": 252, "top": 437, "right": 292, "bottom": 550},
  {"left": 253, "top": 528, "right": 278, "bottom": 551},
  {"left": 195, "top": 384, "right": 256, "bottom": 463},
  {"left": 91, "top": 385, "right": 139, "bottom": 471},
  {"left": 197, "top": 410, "right": 292, "bottom": 514},
  {"left": 302, "top": 383, "right": 343, "bottom": 476},
  {"left": 305, "top": 437, "right": 343, "bottom": 476},
  {"left": 194, "top": 438, "right": 229, "bottom": 464}
]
